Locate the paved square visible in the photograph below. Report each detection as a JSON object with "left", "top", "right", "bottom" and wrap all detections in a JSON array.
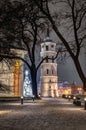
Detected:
[{"left": 0, "top": 98, "right": 85, "bottom": 130}]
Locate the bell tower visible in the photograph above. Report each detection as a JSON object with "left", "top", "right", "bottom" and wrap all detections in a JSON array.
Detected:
[{"left": 40, "top": 36, "right": 58, "bottom": 97}]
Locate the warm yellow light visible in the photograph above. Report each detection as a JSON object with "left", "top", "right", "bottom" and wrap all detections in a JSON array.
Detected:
[
  {"left": 73, "top": 96, "right": 76, "bottom": 100},
  {"left": 64, "top": 90, "right": 69, "bottom": 95},
  {"left": 69, "top": 95, "right": 71, "bottom": 98},
  {"left": 84, "top": 97, "right": 86, "bottom": 101},
  {"left": 0, "top": 110, "right": 11, "bottom": 115},
  {"left": 77, "top": 87, "right": 82, "bottom": 91},
  {"left": 14, "top": 60, "right": 21, "bottom": 96}
]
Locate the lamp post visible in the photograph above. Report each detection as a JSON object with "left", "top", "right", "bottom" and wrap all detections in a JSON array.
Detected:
[
  {"left": 84, "top": 97, "right": 86, "bottom": 110},
  {"left": 21, "top": 96, "right": 23, "bottom": 104},
  {"left": 38, "top": 93, "right": 41, "bottom": 99},
  {"left": 73, "top": 96, "right": 76, "bottom": 104},
  {"left": 68, "top": 95, "right": 71, "bottom": 101}
]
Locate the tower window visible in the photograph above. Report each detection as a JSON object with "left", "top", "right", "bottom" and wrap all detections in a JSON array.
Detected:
[
  {"left": 51, "top": 45, "right": 54, "bottom": 48},
  {"left": 46, "top": 45, "right": 48, "bottom": 50},
  {"left": 47, "top": 69, "right": 49, "bottom": 74}
]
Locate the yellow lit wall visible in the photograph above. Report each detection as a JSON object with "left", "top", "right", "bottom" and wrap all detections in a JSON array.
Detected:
[{"left": 14, "top": 60, "right": 21, "bottom": 96}]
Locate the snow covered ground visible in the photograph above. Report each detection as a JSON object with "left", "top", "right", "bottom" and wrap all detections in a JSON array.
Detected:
[{"left": 0, "top": 98, "right": 85, "bottom": 130}]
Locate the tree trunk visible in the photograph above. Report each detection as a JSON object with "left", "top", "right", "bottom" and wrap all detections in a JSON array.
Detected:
[
  {"left": 83, "top": 81, "right": 86, "bottom": 92},
  {"left": 73, "top": 57, "right": 86, "bottom": 92},
  {"left": 30, "top": 65, "right": 38, "bottom": 98}
]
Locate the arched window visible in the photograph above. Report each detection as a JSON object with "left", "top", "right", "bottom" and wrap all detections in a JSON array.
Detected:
[
  {"left": 51, "top": 45, "right": 54, "bottom": 48},
  {"left": 46, "top": 45, "right": 48, "bottom": 50},
  {"left": 46, "top": 69, "right": 49, "bottom": 74}
]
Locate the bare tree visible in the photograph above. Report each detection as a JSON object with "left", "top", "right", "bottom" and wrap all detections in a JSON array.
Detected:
[
  {"left": 0, "top": 0, "right": 59, "bottom": 97},
  {"left": 33, "top": 0, "right": 86, "bottom": 92}
]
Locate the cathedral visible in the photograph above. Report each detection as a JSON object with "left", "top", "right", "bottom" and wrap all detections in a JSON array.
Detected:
[
  {"left": 0, "top": 36, "right": 58, "bottom": 98},
  {"left": 0, "top": 48, "right": 33, "bottom": 97}
]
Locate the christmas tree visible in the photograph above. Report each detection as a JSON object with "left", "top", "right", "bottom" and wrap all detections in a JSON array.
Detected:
[{"left": 23, "top": 70, "right": 33, "bottom": 97}]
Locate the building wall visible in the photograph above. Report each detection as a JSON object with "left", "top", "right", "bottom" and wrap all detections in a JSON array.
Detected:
[
  {"left": 41, "top": 76, "right": 58, "bottom": 97},
  {"left": 0, "top": 62, "right": 14, "bottom": 96},
  {"left": 0, "top": 49, "right": 26, "bottom": 96}
]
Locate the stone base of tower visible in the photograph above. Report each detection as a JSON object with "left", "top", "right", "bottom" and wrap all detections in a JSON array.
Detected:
[
  {"left": 41, "top": 76, "right": 58, "bottom": 97},
  {"left": 41, "top": 76, "right": 59, "bottom": 98}
]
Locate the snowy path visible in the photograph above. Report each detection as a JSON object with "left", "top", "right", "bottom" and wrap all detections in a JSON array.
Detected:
[{"left": 0, "top": 98, "right": 85, "bottom": 130}]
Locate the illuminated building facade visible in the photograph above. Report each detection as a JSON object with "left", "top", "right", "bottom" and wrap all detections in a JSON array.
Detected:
[
  {"left": 58, "top": 82, "right": 83, "bottom": 96},
  {"left": 0, "top": 62, "right": 14, "bottom": 96},
  {"left": 14, "top": 60, "right": 21, "bottom": 96},
  {"left": 40, "top": 37, "right": 58, "bottom": 97},
  {"left": 0, "top": 49, "right": 32, "bottom": 97},
  {"left": 0, "top": 60, "right": 22, "bottom": 96}
]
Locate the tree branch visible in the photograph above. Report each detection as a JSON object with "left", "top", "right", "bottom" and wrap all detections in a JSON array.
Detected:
[{"left": 0, "top": 54, "right": 31, "bottom": 69}]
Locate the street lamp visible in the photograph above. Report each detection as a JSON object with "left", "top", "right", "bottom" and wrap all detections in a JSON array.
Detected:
[
  {"left": 84, "top": 97, "right": 86, "bottom": 110},
  {"left": 21, "top": 96, "right": 23, "bottom": 104},
  {"left": 73, "top": 96, "right": 76, "bottom": 104},
  {"left": 38, "top": 93, "right": 41, "bottom": 99},
  {"left": 68, "top": 95, "right": 71, "bottom": 101}
]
